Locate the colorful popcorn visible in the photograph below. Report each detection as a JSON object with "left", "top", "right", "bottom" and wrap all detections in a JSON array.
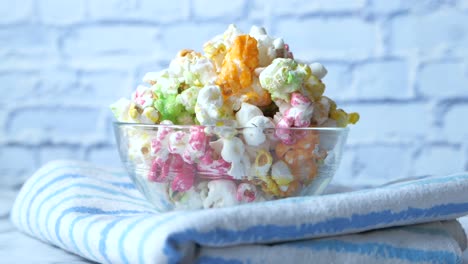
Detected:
[{"left": 111, "top": 24, "right": 359, "bottom": 210}]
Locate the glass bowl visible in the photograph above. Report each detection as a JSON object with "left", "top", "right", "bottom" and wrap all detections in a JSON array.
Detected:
[{"left": 113, "top": 122, "right": 349, "bottom": 211}]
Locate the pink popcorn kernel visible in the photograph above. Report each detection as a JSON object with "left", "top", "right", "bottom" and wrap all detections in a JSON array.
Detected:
[
  {"left": 188, "top": 126, "right": 207, "bottom": 151},
  {"left": 168, "top": 130, "right": 187, "bottom": 154},
  {"left": 148, "top": 153, "right": 184, "bottom": 183},
  {"left": 148, "top": 158, "right": 167, "bottom": 182},
  {"left": 197, "top": 148, "right": 231, "bottom": 177},
  {"left": 290, "top": 92, "right": 311, "bottom": 107},
  {"left": 132, "top": 87, "right": 153, "bottom": 107},
  {"left": 288, "top": 93, "right": 312, "bottom": 127},
  {"left": 182, "top": 126, "right": 209, "bottom": 164},
  {"left": 275, "top": 117, "right": 296, "bottom": 145},
  {"left": 237, "top": 183, "right": 257, "bottom": 203},
  {"left": 151, "top": 123, "right": 173, "bottom": 154},
  {"left": 171, "top": 157, "right": 196, "bottom": 192},
  {"left": 151, "top": 138, "right": 163, "bottom": 154},
  {"left": 275, "top": 93, "right": 313, "bottom": 144}
]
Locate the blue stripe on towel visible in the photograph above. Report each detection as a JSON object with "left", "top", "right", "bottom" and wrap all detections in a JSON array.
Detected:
[
  {"left": 25, "top": 174, "right": 85, "bottom": 233},
  {"left": 83, "top": 215, "right": 106, "bottom": 261},
  {"left": 32, "top": 182, "right": 149, "bottom": 240},
  {"left": 69, "top": 215, "right": 90, "bottom": 257},
  {"left": 286, "top": 239, "right": 459, "bottom": 263},
  {"left": 35, "top": 184, "right": 150, "bottom": 240},
  {"left": 17, "top": 164, "right": 128, "bottom": 227},
  {"left": 118, "top": 216, "right": 151, "bottom": 264},
  {"left": 55, "top": 207, "right": 150, "bottom": 246},
  {"left": 138, "top": 213, "right": 188, "bottom": 264},
  {"left": 99, "top": 217, "right": 130, "bottom": 263},
  {"left": 42, "top": 194, "right": 151, "bottom": 242},
  {"left": 163, "top": 202, "right": 468, "bottom": 261},
  {"left": 82, "top": 213, "right": 149, "bottom": 262},
  {"left": 109, "top": 181, "right": 136, "bottom": 189}
]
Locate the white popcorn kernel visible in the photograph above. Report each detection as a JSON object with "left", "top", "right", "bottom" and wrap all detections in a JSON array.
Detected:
[
  {"left": 241, "top": 154, "right": 251, "bottom": 176},
  {"left": 127, "top": 132, "right": 152, "bottom": 164},
  {"left": 221, "top": 137, "right": 245, "bottom": 162},
  {"left": 203, "top": 180, "right": 238, "bottom": 208},
  {"left": 193, "top": 58, "right": 218, "bottom": 85},
  {"left": 228, "top": 161, "right": 247, "bottom": 179},
  {"left": 273, "top": 38, "right": 284, "bottom": 49},
  {"left": 195, "top": 85, "right": 225, "bottom": 125},
  {"left": 198, "top": 85, "right": 223, "bottom": 107},
  {"left": 235, "top": 102, "right": 263, "bottom": 127},
  {"left": 174, "top": 188, "right": 203, "bottom": 210},
  {"left": 271, "top": 160, "right": 294, "bottom": 186},
  {"left": 243, "top": 128, "right": 266, "bottom": 146},
  {"left": 221, "top": 137, "right": 250, "bottom": 179},
  {"left": 143, "top": 71, "right": 165, "bottom": 85},
  {"left": 197, "top": 181, "right": 209, "bottom": 201},
  {"left": 110, "top": 98, "right": 131, "bottom": 122},
  {"left": 249, "top": 25, "right": 267, "bottom": 36},
  {"left": 140, "top": 107, "right": 160, "bottom": 124},
  {"left": 223, "top": 24, "right": 243, "bottom": 48},
  {"left": 243, "top": 116, "right": 275, "bottom": 146},
  {"left": 309, "top": 62, "right": 328, "bottom": 80}
]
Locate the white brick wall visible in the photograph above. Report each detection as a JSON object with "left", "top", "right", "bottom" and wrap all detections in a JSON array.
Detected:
[
  {"left": 0, "top": 1, "right": 34, "bottom": 24},
  {"left": 419, "top": 61, "right": 468, "bottom": 97},
  {"left": 390, "top": 9, "right": 468, "bottom": 55},
  {"left": 0, "top": 0, "right": 467, "bottom": 190},
  {"left": 352, "top": 60, "right": 411, "bottom": 99},
  {"left": 38, "top": 0, "right": 86, "bottom": 25},
  {"left": 276, "top": 18, "right": 378, "bottom": 60}
]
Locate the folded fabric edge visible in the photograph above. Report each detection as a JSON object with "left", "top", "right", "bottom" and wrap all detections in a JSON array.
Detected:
[
  {"left": 190, "top": 220, "right": 466, "bottom": 264},
  {"left": 8, "top": 160, "right": 468, "bottom": 264},
  {"left": 444, "top": 220, "right": 467, "bottom": 251}
]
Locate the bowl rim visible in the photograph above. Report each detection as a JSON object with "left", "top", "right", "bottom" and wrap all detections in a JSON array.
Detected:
[{"left": 113, "top": 122, "right": 350, "bottom": 131}]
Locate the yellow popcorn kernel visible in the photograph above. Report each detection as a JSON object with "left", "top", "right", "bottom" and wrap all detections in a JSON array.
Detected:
[
  {"left": 260, "top": 176, "right": 281, "bottom": 196},
  {"left": 204, "top": 42, "right": 226, "bottom": 71},
  {"left": 330, "top": 108, "right": 349, "bottom": 127},
  {"left": 272, "top": 176, "right": 293, "bottom": 187},
  {"left": 128, "top": 103, "right": 143, "bottom": 120},
  {"left": 178, "top": 49, "right": 202, "bottom": 59},
  {"left": 348, "top": 112, "right": 360, "bottom": 124},
  {"left": 254, "top": 149, "right": 273, "bottom": 178},
  {"left": 303, "top": 74, "right": 325, "bottom": 101},
  {"left": 143, "top": 107, "right": 160, "bottom": 123}
]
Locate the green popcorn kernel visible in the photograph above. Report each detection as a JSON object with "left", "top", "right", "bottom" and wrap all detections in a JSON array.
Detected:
[
  {"left": 259, "top": 58, "right": 307, "bottom": 102},
  {"left": 154, "top": 95, "right": 185, "bottom": 123}
]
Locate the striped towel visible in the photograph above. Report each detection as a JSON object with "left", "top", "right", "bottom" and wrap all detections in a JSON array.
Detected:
[{"left": 10, "top": 160, "right": 468, "bottom": 264}]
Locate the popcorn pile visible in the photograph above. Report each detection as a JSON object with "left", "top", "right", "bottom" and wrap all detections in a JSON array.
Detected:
[{"left": 111, "top": 25, "right": 359, "bottom": 210}]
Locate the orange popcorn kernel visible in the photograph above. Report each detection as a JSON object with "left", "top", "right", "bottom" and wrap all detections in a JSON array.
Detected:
[{"left": 217, "top": 35, "right": 259, "bottom": 98}]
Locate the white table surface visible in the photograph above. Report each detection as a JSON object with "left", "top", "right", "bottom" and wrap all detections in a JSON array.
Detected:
[{"left": 1, "top": 188, "right": 467, "bottom": 263}]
